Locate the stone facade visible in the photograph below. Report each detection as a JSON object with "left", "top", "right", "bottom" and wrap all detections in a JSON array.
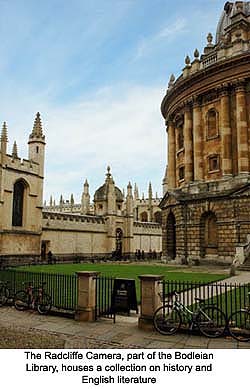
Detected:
[
  {"left": 0, "top": 114, "right": 161, "bottom": 265},
  {"left": 41, "top": 169, "right": 162, "bottom": 261},
  {"left": 160, "top": 2, "right": 250, "bottom": 265},
  {"left": 0, "top": 113, "right": 45, "bottom": 266}
]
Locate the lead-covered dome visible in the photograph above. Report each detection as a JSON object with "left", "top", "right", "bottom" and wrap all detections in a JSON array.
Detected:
[
  {"left": 216, "top": 1, "right": 250, "bottom": 44},
  {"left": 94, "top": 184, "right": 123, "bottom": 202},
  {"left": 94, "top": 166, "right": 124, "bottom": 203}
]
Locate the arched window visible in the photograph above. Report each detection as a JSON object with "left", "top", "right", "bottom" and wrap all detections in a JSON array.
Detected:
[
  {"left": 140, "top": 212, "right": 148, "bottom": 222},
  {"left": 178, "top": 125, "right": 184, "bottom": 150},
  {"left": 154, "top": 211, "right": 162, "bottom": 224},
  {"left": 175, "top": 115, "right": 184, "bottom": 150},
  {"left": 12, "top": 180, "right": 26, "bottom": 226},
  {"left": 206, "top": 109, "right": 219, "bottom": 139}
]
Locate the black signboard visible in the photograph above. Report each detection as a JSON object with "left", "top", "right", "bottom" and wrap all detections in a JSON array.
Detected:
[{"left": 111, "top": 278, "right": 138, "bottom": 315}]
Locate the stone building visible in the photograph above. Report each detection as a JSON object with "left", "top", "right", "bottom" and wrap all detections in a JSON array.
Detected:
[
  {"left": 42, "top": 167, "right": 162, "bottom": 261},
  {"left": 0, "top": 114, "right": 162, "bottom": 266},
  {"left": 160, "top": 1, "right": 250, "bottom": 265},
  {"left": 44, "top": 179, "right": 162, "bottom": 223},
  {"left": 0, "top": 113, "right": 45, "bottom": 265}
]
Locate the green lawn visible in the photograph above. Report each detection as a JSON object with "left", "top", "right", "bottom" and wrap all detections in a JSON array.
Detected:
[
  {"left": 18, "top": 263, "right": 227, "bottom": 283},
  {"left": 1, "top": 263, "right": 228, "bottom": 310}
]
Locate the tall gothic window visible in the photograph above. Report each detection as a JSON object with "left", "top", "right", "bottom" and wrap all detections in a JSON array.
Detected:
[
  {"left": 206, "top": 109, "right": 218, "bottom": 139},
  {"left": 12, "top": 180, "right": 25, "bottom": 226}
]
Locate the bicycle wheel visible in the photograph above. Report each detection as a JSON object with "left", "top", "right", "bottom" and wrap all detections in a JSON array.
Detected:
[
  {"left": 37, "top": 293, "right": 52, "bottom": 314},
  {"left": 228, "top": 310, "right": 250, "bottom": 342},
  {"left": 153, "top": 304, "right": 181, "bottom": 335},
  {"left": 14, "top": 291, "right": 29, "bottom": 310},
  {"left": 0, "top": 286, "right": 9, "bottom": 306},
  {"left": 197, "top": 305, "right": 226, "bottom": 338}
]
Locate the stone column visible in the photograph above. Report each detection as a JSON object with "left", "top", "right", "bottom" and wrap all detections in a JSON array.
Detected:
[
  {"left": 220, "top": 85, "right": 233, "bottom": 175},
  {"left": 138, "top": 274, "right": 164, "bottom": 330},
  {"left": 167, "top": 119, "right": 176, "bottom": 190},
  {"left": 75, "top": 271, "right": 100, "bottom": 321},
  {"left": 184, "top": 104, "right": 194, "bottom": 183},
  {"left": 235, "top": 81, "right": 249, "bottom": 174},
  {"left": 193, "top": 97, "right": 203, "bottom": 181}
]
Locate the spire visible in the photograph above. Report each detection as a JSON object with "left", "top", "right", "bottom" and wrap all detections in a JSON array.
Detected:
[
  {"left": 30, "top": 112, "right": 44, "bottom": 139},
  {"left": 49, "top": 195, "right": 53, "bottom": 207},
  {"left": 70, "top": 193, "right": 74, "bottom": 205},
  {"left": 12, "top": 141, "right": 18, "bottom": 159},
  {"left": 148, "top": 182, "right": 153, "bottom": 199},
  {"left": 134, "top": 183, "right": 139, "bottom": 200},
  {"left": 127, "top": 181, "right": 132, "bottom": 195},
  {"left": 59, "top": 195, "right": 63, "bottom": 205},
  {"left": 1, "top": 122, "right": 8, "bottom": 142},
  {"left": 126, "top": 181, "right": 133, "bottom": 216}
]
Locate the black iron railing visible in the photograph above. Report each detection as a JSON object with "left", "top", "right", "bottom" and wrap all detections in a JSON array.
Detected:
[
  {"left": 160, "top": 280, "right": 250, "bottom": 325},
  {"left": 0, "top": 269, "right": 77, "bottom": 311},
  {"left": 95, "top": 276, "right": 115, "bottom": 321}
]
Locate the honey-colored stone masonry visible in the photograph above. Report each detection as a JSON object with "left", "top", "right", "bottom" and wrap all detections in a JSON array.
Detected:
[{"left": 160, "top": 2, "right": 250, "bottom": 265}]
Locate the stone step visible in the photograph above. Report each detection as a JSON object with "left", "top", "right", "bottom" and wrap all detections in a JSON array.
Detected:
[{"left": 238, "top": 265, "right": 250, "bottom": 271}]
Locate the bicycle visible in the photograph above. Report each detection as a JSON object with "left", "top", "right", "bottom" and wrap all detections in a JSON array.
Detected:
[
  {"left": 14, "top": 282, "right": 52, "bottom": 314},
  {"left": 153, "top": 290, "right": 227, "bottom": 338},
  {"left": 0, "top": 280, "right": 10, "bottom": 306},
  {"left": 227, "top": 292, "right": 250, "bottom": 342}
]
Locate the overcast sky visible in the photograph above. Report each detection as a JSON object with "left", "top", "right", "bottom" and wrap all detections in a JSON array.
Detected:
[{"left": 0, "top": 0, "right": 226, "bottom": 203}]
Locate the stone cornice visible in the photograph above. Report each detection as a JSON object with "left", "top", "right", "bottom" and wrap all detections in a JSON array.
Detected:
[{"left": 161, "top": 52, "right": 250, "bottom": 119}]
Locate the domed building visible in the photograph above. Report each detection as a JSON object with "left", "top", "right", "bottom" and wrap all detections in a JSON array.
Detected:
[
  {"left": 160, "top": 1, "right": 250, "bottom": 265},
  {"left": 94, "top": 166, "right": 124, "bottom": 216}
]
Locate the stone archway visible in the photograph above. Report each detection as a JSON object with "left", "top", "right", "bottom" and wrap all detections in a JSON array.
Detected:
[
  {"left": 166, "top": 212, "right": 176, "bottom": 259},
  {"left": 200, "top": 211, "right": 218, "bottom": 257}
]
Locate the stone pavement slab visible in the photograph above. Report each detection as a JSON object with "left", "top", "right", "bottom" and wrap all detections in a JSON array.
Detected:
[{"left": 0, "top": 306, "right": 249, "bottom": 349}]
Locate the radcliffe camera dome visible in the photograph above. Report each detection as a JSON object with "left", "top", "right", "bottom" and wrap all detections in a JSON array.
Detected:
[{"left": 216, "top": 1, "right": 250, "bottom": 43}]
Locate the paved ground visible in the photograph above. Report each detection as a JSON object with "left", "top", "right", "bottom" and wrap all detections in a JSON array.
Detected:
[{"left": 0, "top": 305, "right": 249, "bottom": 349}]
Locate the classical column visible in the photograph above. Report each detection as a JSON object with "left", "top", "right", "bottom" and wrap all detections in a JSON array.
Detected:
[
  {"left": 193, "top": 96, "right": 203, "bottom": 181},
  {"left": 235, "top": 80, "right": 249, "bottom": 174},
  {"left": 167, "top": 118, "right": 176, "bottom": 190},
  {"left": 184, "top": 103, "right": 194, "bottom": 183},
  {"left": 220, "top": 85, "right": 233, "bottom": 176}
]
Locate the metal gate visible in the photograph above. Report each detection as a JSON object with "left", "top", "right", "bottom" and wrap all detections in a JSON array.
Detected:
[{"left": 95, "top": 276, "right": 115, "bottom": 321}]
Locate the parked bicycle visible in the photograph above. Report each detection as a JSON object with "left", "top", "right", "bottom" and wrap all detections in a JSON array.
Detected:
[
  {"left": 14, "top": 281, "right": 52, "bottom": 314},
  {"left": 153, "top": 290, "right": 227, "bottom": 338},
  {"left": 227, "top": 292, "right": 250, "bottom": 342},
  {"left": 0, "top": 280, "right": 10, "bottom": 306}
]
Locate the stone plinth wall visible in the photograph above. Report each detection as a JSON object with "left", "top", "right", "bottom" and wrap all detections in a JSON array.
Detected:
[{"left": 161, "top": 190, "right": 250, "bottom": 264}]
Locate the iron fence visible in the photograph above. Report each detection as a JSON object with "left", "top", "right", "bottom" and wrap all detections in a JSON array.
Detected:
[
  {"left": 0, "top": 269, "right": 77, "bottom": 311},
  {"left": 160, "top": 279, "right": 250, "bottom": 326},
  {"left": 95, "top": 275, "right": 115, "bottom": 321}
]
